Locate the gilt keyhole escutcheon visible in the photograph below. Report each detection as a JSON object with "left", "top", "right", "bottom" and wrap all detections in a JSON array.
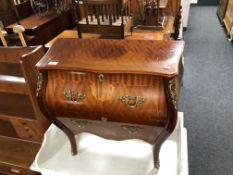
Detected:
[{"left": 98, "top": 74, "right": 104, "bottom": 82}]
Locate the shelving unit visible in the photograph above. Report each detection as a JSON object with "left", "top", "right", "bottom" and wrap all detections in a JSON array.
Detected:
[{"left": 0, "top": 46, "right": 49, "bottom": 175}]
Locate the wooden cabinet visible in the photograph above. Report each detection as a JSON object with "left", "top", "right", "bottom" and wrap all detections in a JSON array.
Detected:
[
  {"left": 0, "top": 0, "right": 16, "bottom": 26},
  {"left": 0, "top": 46, "right": 49, "bottom": 175},
  {"left": 36, "top": 38, "right": 184, "bottom": 169},
  {"left": 217, "top": 0, "right": 229, "bottom": 23},
  {"left": 223, "top": 0, "right": 233, "bottom": 35}
]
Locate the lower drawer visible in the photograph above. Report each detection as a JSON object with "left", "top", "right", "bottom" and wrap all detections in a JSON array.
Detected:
[{"left": 0, "top": 163, "right": 39, "bottom": 175}]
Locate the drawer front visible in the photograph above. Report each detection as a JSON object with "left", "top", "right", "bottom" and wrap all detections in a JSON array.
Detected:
[
  {"left": 0, "top": 163, "right": 38, "bottom": 175},
  {"left": 45, "top": 71, "right": 168, "bottom": 125},
  {"left": 101, "top": 74, "right": 167, "bottom": 125},
  {"left": 0, "top": 116, "right": 42, "bottom": 141},
  {"left": 46, "top": 70, "right": 101, "bottom": 119}
]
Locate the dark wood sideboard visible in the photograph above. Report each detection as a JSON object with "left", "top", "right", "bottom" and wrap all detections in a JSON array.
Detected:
[
  {"left": 36, "top": 38, "right": 184, "bottom": 169},
  {"left": 5, "top": 10, "right": 75, "bottom": 45}
]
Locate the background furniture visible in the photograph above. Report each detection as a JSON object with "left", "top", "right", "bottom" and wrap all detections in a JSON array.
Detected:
[
  {"left": 223, "top": 0, "right": 233, "bottom": 40},
  {"left": 0, "top": 25, "right": 31, "bottom": 47},
  {"left": 144, "top": 0, "right": 169, "bottom": 28},
  {"left": 36, "top": 38, "right": 184, "bottom": 169},
  {"left": 0, "top": 0, "right": 18, "bottom": 27},
  {"left": 165, "top": 0, "right": 182, "bottom": 39},
  {"left": 5, "top": 10, "right": 74, "bottom": 45},
  {"left": 144, "top": 0, "right": 168, "bottom": 28},
  {"left": 0, "top": 0, "right": 35, "bottom": 26},
  {"left": 129, "top": 0, "right": 182, "bottom": 39},
  {"left": 0, "top": 46, "right": 49, "bottom": 175},
  {"left": 217, "top": 0, "right": 229, "bottom": 23},
  {"left": 76, "top": 0, "right": 133, "bottom": 39}
]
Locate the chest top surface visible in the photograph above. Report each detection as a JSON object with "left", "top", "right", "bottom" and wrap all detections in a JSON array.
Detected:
[{"left": 36, "top": 38, "right": 184, "bottom": 77}]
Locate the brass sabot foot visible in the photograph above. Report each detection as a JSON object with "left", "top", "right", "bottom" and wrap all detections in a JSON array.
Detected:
[{"left": 155, "top": 160, "right": 160, "bottom": 169}]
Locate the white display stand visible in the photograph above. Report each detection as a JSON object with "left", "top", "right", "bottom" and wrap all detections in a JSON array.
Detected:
[
  {"left": 181, "top": 0, "right": 191, "bottom": 28},
  {"left": 31, "top": 112, "right": 188, "bottom": 175}
]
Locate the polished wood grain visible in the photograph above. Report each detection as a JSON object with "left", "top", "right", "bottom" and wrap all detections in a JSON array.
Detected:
[
  {"left": 0, "top": 47, "right": 33, "bottom": 63},
  {"left": 0, "top": 75, "right": 27, "bottom": 95},
  {"left": 0, "top": 92, "right": 35, "bottom": 119},
  {"left": 37, "top": 38, "right": 184, "bottom": 77},
  {"left": 37, "top": 38, "right": 184, "bottom": 168},
  {"left": 21, "top": 46, "right": 50, "bottom": 135}
]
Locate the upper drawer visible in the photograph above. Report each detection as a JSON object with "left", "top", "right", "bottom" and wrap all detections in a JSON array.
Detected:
[
  {"left": 45, "top": 70, "right": 168, "bottom": 125},
  {"left": 45, "top": 70, "right": 101, "bottom": 120}
]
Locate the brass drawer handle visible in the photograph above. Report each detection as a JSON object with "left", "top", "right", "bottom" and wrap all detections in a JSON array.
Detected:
[
  {"left": 64, "top": 90, "right": 86, "bottom": 103},
  {"left": 119, "top": 95, "right": 145, "bottom": 108}
]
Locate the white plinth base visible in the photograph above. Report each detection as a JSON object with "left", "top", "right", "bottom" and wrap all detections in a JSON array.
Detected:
[{"left": 31, "top": 112, "right": 188, "bottom": 175}]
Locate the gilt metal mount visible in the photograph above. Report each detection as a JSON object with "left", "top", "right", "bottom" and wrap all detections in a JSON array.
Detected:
[
  {"left": 64, "top": 90, "right": 86, "bottom": 103},
  {"left": 119, "top": 95, "right": 145, "bottom": 108},
  {"left": 121, "top": 125, "right": 143, "bottom": 134},
  {"left": 168, "top": 78, "right": 177, "bottom": 109},
  {"left": 71, "top": 119, "right": 92, "bottom": 128},
  {"left": 36, "top": 73, "right": 43, "bottom": 97}
]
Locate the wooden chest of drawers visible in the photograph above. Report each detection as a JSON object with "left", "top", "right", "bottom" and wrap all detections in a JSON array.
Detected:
[
  {"left": 0, "top": 47, "right": 49, "bottom": 175},
  {"left": 36, "top": 38, "right": 184, "bottom": 169}
]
